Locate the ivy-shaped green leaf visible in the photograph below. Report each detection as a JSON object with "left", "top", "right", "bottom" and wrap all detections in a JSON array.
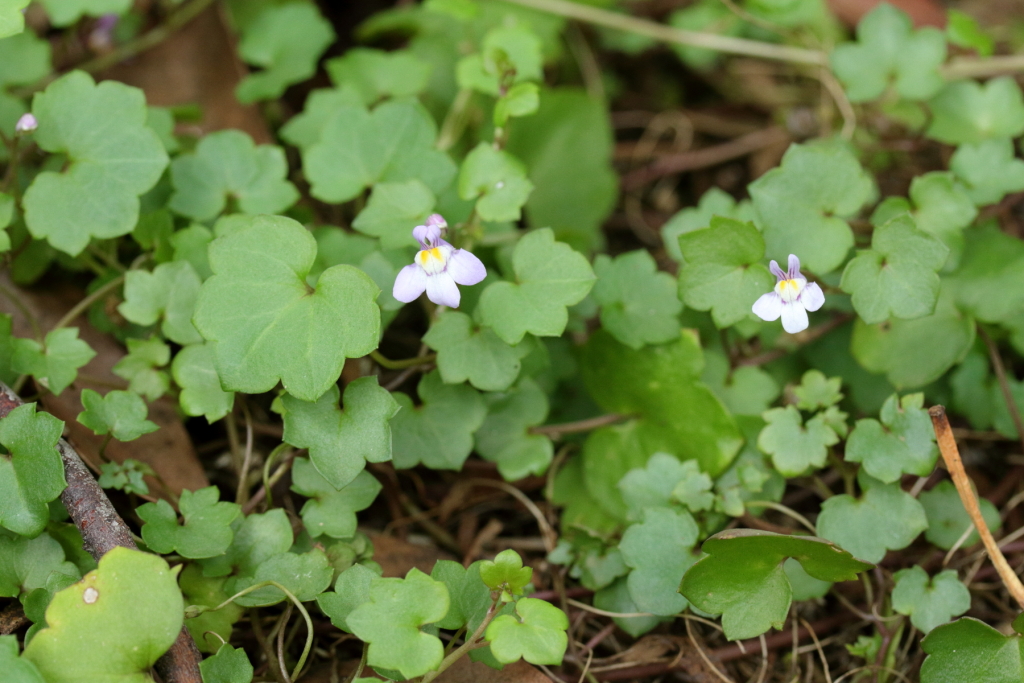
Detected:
[
  {"left": 617, "top": 452, "right": 689, "bottom": 520},
  {"left": 749, "top": 141, "right": 873, "bottom": 274},
  {"left": 23, "top": 71, "right": 168, "bottom": 255},
  {"left": 485, "top": 597, "right": 568, "bottom": 666},
  {"left": 325, "top": 48, "right": 431, "bottom": 104},
  {"left": 757, "top": 406, "right": 839, "bottom": 477},
  {"left": 456, "top": 24, "right": 543, "bottom": 96},
  {"left": 478, "top": 228, "right": 595, "bottom": 344},
  {"left": 12, "top": 328, "right": 96, "bottom": 395},
  {"left": 680, "top": 530, "right": 872, "bottom": 640},
  {"left": 702, "top": 351, "right": 781, "bottom": 417},
  {"left": 661, "top": 187, "right": 756, "bottom": 262},
  {"left": 112, "top": 337, "right": 170, "bottom": 402},
  {"left": 23, "top": 547, "right": 183, "bottom": 682},
  {"left": 227, "top": 549, "right": 332, "bottom": 608},
  {"left": 278, "top": 377, "right": 399, "bottom": 490},
  {"left": 921, "top": 617, "right": 1024, "bottom": 682},
  {"left": 317, "top": 563, "right": 381, "bottom": 634},
  {"left": 840, "top": 215, "right": 948, "bottom": 324},
  {"left": 474, "top": 378, "right": 553, "bottom": 481},
  {"left": 619, "top": 506, "right": 700, "bottom": 616},
  {"left": 38, "top": 0, "right": 130, "bottom": 26},
  {"left": 458, "top": 142, "right": 535, "bottom": 222},
  {"left": 347, "top": 568, "right": 450, "bottom": 680},
  {"left": 423, "top": 311, "right": 528, "bottom": 392},
  {"left": 180, "top": 564, "right": 243, "bottom": 654},
  {"left": 919, "top": 480, "right": 1001, "bottom": 550},
  {"left": 171, "top": 343, "right": 234, "bottom": 423},
  {"left": 119, "top": 260, "right": 204, "bottom": 346},
  {"left": 816, "top": 477, "right": 928, "bottom": 563},
  {"left": 593, "top": 250, "right": 681, "bottom": 348},
  {"left": 0, "top": 634, "right": 43, "bottom": 683},
  {"left": 677, "top": 216, "right": 774, "bottom": 328},
  {"left": 77, "top": 389, "right": 158, "bottom": 442},
  {"left": 844, "top": 393, "right": 938, "bottom": 483},
  {"left": 0, "top": 403, "right": 66, "bottom": 537},
  {"left": 927, "top": 77, "right": 1024, "bottom": 145},
  {"left": 235, "top": 2, "right": 335, "bottom": 103},
  {"left": 279, "top": 86, "right": 363, "bottom": 150},
  {"left": 0, "top": 0, "right": 30, "bottom": 38},
  {"left": 391, "top": 370, "right": 487, "bottom": 470},
  {"left": 290, "top": 459, "right": 381, "bottom": 539},
  {"left": 0, "top": 31, "right": 50, "bottom": 137},
  {"left": 138, "top": 486, "right": 241, "bottom": 559},
  {"left": 351, "top": 179, "right": 435, "bottom": 249},
  {"left": 0, "top": 533, "right": 78, "bottom": 598},
  {"left": 169, "top": 130, "right": 299, "bottom": 221},
  {"left": 892, "top": 566, "right": 971, "bottom": 634},
  {"left": 193, "top": 215, "right": 381, "bottom": 401},
  {"left": 830, "top": 3, "right": 945, "bottom": 102},
  {"left": 950, "top": 138, "right": 1024, "bottom": 206},
  {"left": 430, "top": 560, "right": 492, "bottom": 631},
  {"left": 947, "top": 224, "right": 1024, "bottom": 324},
  {"left": 480, "top": 549, "right": 532, "bottom": 601},
  {"left": 198, "top": 509, "right": 292, "bottom": 579},
  {"left": 199, "top": 644, "right": 253, "bottom": 683},
  {"left": 304, "top": 99, "right": 456, "bottom": 203}
]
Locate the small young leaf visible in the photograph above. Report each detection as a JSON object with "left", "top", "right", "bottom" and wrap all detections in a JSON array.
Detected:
[
  {"left": 119, "top": 260, "right": 204, "bottom": 346},
  {"left": 921, "top": 617, "right": 1024, "bottom": 682},
  {"left": 234, "top": 2, "right": 335, "bottom": 103},
  {"left": 593, "top": 250, "right": 681, "bottom": 348},
  {"left": 946, "top": 10, "right": 994, "bottom": 56},
  {"left": 278, "top": 86, "right": 364, "bottom": 150},
  {"left": 138, "top": 486, "right": 241, "bottom": 559},
  {"left": 278, "top": 378, "right": 399, "bottom": 490},
  {"left": 840, "top": 215, "right": 949, "bottom": 324},
  {"left": 430, "top": 560, "right": 492, "bottom": 631},
  {"left": 816, "top": 478, "right": 928, "bottom": 563},
  {"left": 661, "top": 187, "right": 757, "bottom": 262},
  {"left": 0, "top": 403, "right": 66, "bottom": 537},
  {"left": 200, "top": 644, "right": 253, "bottom": 683},
  {"left": 892, "top": 566, "right": 971, "bottom": 634},
  {"left": 702, "top": 351, "right": 781, "bottom": 417},
  {"left": 478, "top": 228, "right": 595, "bottom": 344},
  {"left": 677, "top": 216, "right": 774, "bottom": 328},
  {"left": 198, "top": 509, "right": 293, "bottom": 579},
  {"left": 457, "top": 142, "right": 534, "bottom": 222},
  {"left": 391, "top": 371, "right": 487, "bottom": 470},
  {"left": 290, "top": 459, "right": 381, "bottom": 539},
  {"left": 791, "top": 370, "right": 843, "bottom": 411},
  {"left": 193, "top": 215, "right": 381, "bottom": 401},
  {"left": 112, "top": 337, "right": 170, "bottom": 401},
  {"left": 950, "top": 138, "right": 1024, "bottom": 206},
  {"left": 180, "top": 564, "right": 243, "bottom": 654},
  {"left": 0, "top": 0, "right": 30, "bottom": 38},
  {"left": 12, "top": 328, "right": 96, "bottom": 395},
  {"left": 23, "top": 547, "right": 183, "bottom": 681},
  {"left": 830, "top": 3, "right": 946, "bottom": 102},
  {"left": 680, "top": 530, "right": 872, "bottom": 640},
  {"left": 423, "top": 311, "right": 528, "bottom": 392},
  {"left": 77, "top": 389, "right": 158, "bottom": 442},
  {"left": 485, "top": 597, "right": 568, "bottom": 665},
  {"left": 927, "top": 77, "right": 1024, "bottom": 145},
  {"left": 619, "top": 507, "right": 700, "bottom": 616},
  {"left": 172, "top": 343, "right": 234, "bottom": 423},
  {"left": 919, "top": 480, "right": 1001, "bottom": 550},
  {"left": 351, "top": 180, "right": 435, "bottom": 249},
  {"left": 0, "top": 534, "right": 78, "bottom": 598},
  {"left": 457, "top": 24, "right": 543, "bottom": 95},
  {"left": 494, "top": 82, "right": 540, "bottom": 126},
  {"left": 228, "top": 550, "right": 333, "bottom": 607},
  {"left": 474, "top": 378, "right": 553, "bottom": 481},
  {"left": 757, "top": 406, "right": 839, "bottom": 477},
  {"left": 347, "top": 568, "right": 450, "bottom": 680},
  {"left": 480, "top": 549, "right": 533, "bottom": 600},
  {"left": 169, "top": 130, "right": 299, "bottom": 221},
  {"left": 23, "top": 71, "right": 168, "bottom": 256},
  {"left": 0, "top": 634, "right": 44, "bottom": 683},
  {"left": 748, "top": 141, "right": 873, "bottom": 274},
  {"left": 844, "top": 393, "right": 938, "bottom": 483},
  {"left": 671, "top": 461, "right": 716, "bottom": 513},
  {"left": 317, "top": 563, "right": 381, "bottom": 634},
  {"left": 97, "top": 459, "right": 153, "bottom": 496},
  {"left": 617, "top": 452, "right": 689, "bottom": 519}
]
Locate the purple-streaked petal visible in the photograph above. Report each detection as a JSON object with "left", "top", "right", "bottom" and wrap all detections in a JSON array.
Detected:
[
  {"left": 393, "top": 264, "right": 427, "bottom": 302},
  {"left": 426, "top": 214, "right": 447, "bottom": 230},
  {"left": 446, "top": 249, "right": 486, "bottom": 286},
  {"left": 425, "top": 272, "right": 461, "bottom": 308},
  {"left": 799, "top": 282, "right": 825, "bottom": 312},
  {"left": 769, "top": 260, "right": 786, "bottom": 281},
  {"left": 14, "top": 113, "right": 37, "bottom": 134},
  {"left": 787, "top": 254, "right": 801, "bottom": 279},
  {"left": 780, "top": 302, "right": 809, "bottom": 334},
  {"left": 752, "top": 292, "right": 783, "bottom": 321}
]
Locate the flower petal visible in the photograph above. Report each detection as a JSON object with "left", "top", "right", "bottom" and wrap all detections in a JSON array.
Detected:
[
  {"left": 413, "top": 224, "right": 439, "bottom": 249},
  {"left": 446, "top": 249, "right": 486, "bottom": 286},
  {"left": 393, "top": 264, "right": 427, "bottom": 302},
  {"left": 799, "top": 282, "right": 825, "bottom": 312},
  {"left": 752, "top": 292, "right": 783, "bottom": 321},
  {"left": 425, "top": 272, "right": 461, "bottom": 308},
  {"left": 787, "top": 254, "right": 802, "bottom": 279},
  {"left": 769, "top": 260, "right": 786, "bottom": 281},
  {"left": 780, "top": 302, "right": 809, "bottom": 334}
]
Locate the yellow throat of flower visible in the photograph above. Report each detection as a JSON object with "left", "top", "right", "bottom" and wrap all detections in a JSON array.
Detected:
[{"left": 775, "top": 278, "right": 805, "bottom": 303}]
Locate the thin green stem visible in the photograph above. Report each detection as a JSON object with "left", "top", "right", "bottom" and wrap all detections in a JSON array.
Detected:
[
  {"left": 187, "top": 580, "right": 314, "bottom": 682},
  {"left": 50, "top": 274, "right": 125, "bottom": 332},
  {"left": 420, "top": 599, "right": 501, "bottom": 683},
  {"left": 436, "top": 88, "right": 473, "bottom": 152},
  {"left": 500, "top": 0, "right": 826, "bottom": 65},
  {"left": 349, "top": 643, "right": 368, "bottom": 683},
  {"left": 370, "top": 349, "right": 436, "bottom": 370},
  {"left": 261, "top": 443, "right": 291, "bottom": 510},
  {"left": 745, "top": 500, "right": 817, "bottom": 535}
]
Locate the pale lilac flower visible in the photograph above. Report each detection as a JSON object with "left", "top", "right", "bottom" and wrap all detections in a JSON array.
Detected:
[
  {"left": 752, "top": 254, "right": 825, "bottom": 334},
  {"left": 88, "top": 14, "right": 119, "bottom": 52},
  {"left": 393, "top": 214, "right": 486, "bottom": 308},
  {"left": 14, "top": 113, "right": 37, "bottom": 135}
]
